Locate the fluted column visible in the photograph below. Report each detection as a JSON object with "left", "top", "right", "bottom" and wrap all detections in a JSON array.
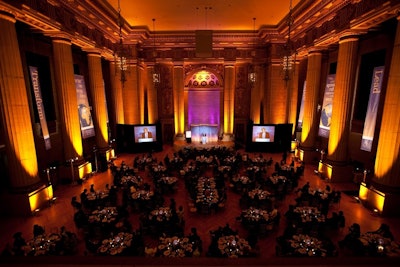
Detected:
[
  {"left": 138, "top": 65, "right": 146, "bottom": 124},
  {"left": 288, "top": 61, "right": 300, "bottom": 135},
  {"left": 301, "top": 50, "right": 322, "bottom": 149},
  {"left": 109, "top": 62, "right": 124, "bottom": 124},
  {"left": 327, "top": 35, "right": 359, "bottom": 163},
  {"left": 373, "top": 17, "right": 400, "bottom": 189},
  {"left": 0, "top": 12, "right": 40, "bottom": 190},
  {"left": 223, "top": 63, "right": 235, "bottom": 140},
  {"left": 269, "top": 63, "right": 287, "bottom": 124},
  {"left": 147, "top": 65, "right": 159, "bottom": 124},
  {"left": 123, "top": 63, "right": 140, "bottom": 124},
  {"left": 250, "top": 64, "right": 264, "bottom": 124},
  {"left": 173, "top": 63, "right": 185, "bottom": 138},
  {"left": 52, "top": 36, "right": 83, "bottom": 160},
  {"left": 87, "top": 51, "right": 108, "bottom": 149},
  {"left": 319, "top": 34, "right": 359, "bottom": 182},
  {"left": 263, "top": 64, "right": 272, "bottom": 123}
]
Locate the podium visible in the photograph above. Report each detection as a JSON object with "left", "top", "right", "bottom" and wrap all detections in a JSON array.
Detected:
[
  {"left": 255, "top": 138, "right": 271, "bottom": 142},
  {"left": 138, "top": 138, "right": 154, "bottom": 143}
]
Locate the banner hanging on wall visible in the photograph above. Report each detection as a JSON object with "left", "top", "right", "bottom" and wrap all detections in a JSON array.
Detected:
[
  {"left": 361, "top": 66, "right": 384, "bottom": 152},
  {"left": 75, "top": 75, "right": 95, "bottom": 139},
  {"left": 297, "top": 80, "right": 306, "bottom": 129},
  {"left": 318, "top": 74, "right": 335, "bottom": 138},
  {"left": 29, "top": 66, "right": 51, "bottom": 150}
]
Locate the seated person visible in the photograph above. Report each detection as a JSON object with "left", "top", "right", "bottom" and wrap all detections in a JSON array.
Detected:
[
  {"left": 71, "top": 196, "right": 82, "bottom": 209},
  {"left": 339, "top": 223, "right": 361, "bottom": 249},
  {"left": 33, "top": 224, "right": 45, "bottom": 237},
  {"left": 12, "top": 232, "right": 26, "bottom": 256},
  {"left": 370, "top": 223, "right": 394, "bottom": 240},
  {"left": 189, "top": 227, "right": 202, "bottom": 252}
]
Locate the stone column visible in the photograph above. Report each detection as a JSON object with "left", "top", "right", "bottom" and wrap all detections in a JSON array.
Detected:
[
  {"left": 288, "top": 61, "right": 300, "bottom": 135},
  {"left": 372, "top": 17, "right": 400, "bottom": 190},
  {"left": 268, "top": 63, "right": 287, "bottom": 124},
  {"left": 52, "top": 36, "right": 83, "bottom": 160},
  {"left": 359, "top": 18, "right": 400, "bottom": 216},
  {"left": 87, "top": 51, "right": 108, "bottom": 149},
  {"left": 109, "top": 62, "right": 124, "bottom": 125},
  {"left": 138, "top": 64, "right": 146, "bottom": 124},
  {"left": 223, "top": 62, "right": 235, "bottom": 140},
  {"left": 323, "top": 34, "right": 359, "bottom": 182},
  {"left": 0, "top": 12, "right": 41, "bottom": 190},
  {"left": 263, "top": 63, "right": 272, "bottom": 123},
  {"left": 147, "top": 65, "right": 159, "bottom": 124},
  {"left": 123, "top": 62, "right": 140, "bottom": 124},
  {"left": 299, "top": 49, "right": 322, "bottom": 163},
  {"left": 87, "top": 51, "right": 112, "bottom": 171},
  {"left": 52, "top": 36, "right": 93, "bottom": 183},
  {"left": 173, "top": 63, "right": 185, "bottom": 139},
  {"left": 250, "top": 64, "right": 264, "bottom": 124}
]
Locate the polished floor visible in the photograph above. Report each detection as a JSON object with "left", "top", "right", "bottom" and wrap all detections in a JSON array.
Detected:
[{"left": 1, "top": 143, "right": 400, "bottom": 265}]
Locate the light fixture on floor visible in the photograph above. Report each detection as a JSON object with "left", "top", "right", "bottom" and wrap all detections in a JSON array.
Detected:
[
  {"left": 50, "top": 196, "right": 57, "bottom": 206},
  {"left": 372, "top": 208, "right": 380, "bottom": 216},
  {"left": 32, "top": 208, "right": 40, "bottom": 216}
]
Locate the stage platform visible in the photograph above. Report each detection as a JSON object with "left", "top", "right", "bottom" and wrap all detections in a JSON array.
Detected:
[{"left": 173, "top": 140, "right": 235, "bottom": 152}]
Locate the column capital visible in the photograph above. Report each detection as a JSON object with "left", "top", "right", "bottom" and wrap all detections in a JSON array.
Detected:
[
  {"left": 49, "top": 33, "right": 72, "bottom": 45},
  {"left": 146, "top": 62, "right": 156, "bottom": 67},
  {"left": 84, "top": 49, "right": 102, "bottom": 57},
  {"left": 338, "top": 30, "right": 365, "bottom": 44},
  {"left": 307, "top": 46, "right": 326, "bottom": 55},
  {"left": 0, "top": 10, "right": 16, "bottom": 23},
  {"left": 173, "top": 61, "right": 184, "bottom": 67},
  {"left": 224, "top": 61, "right": 236, "bottom": 67}
]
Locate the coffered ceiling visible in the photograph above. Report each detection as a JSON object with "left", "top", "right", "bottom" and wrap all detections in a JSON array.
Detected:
[{"left": 106, "top": 0, "right": 302, "bottom": 32}]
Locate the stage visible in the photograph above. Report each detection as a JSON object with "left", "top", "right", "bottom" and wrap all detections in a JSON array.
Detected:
[{"left": 173, "top": 140, "right": 235, "bottom": 152}]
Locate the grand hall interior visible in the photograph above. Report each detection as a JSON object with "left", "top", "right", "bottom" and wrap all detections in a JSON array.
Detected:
[{"left": 1, "top": 0, "right": 400, "bottom": 266}]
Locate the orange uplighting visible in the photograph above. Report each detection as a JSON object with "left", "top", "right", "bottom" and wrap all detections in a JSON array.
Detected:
[
  {"left": 298, "top": 149, "right": 304, "bottom": 162},
  {"left": 359, "top": 183, "right": 368, "bottom": 201},
  {"left": 369, "top": 188, "right": 385, "bottom": 214},
  {"left": 9, "top": 140, "right": 39, "bottom": 181},
  {"left": 327, "top": 130, "right": 340, "bottom": 158},
  {"left": 28, "top": 185, "right": 53, "bottom": 212},
  {"left": 359, "top": 183, "right": 386, "bottom": 214},
  {"left": 78, "top": 162, "right": 92, "bottom": 179},
  {"left": 106, "top": 149, "right": 115, "bottom": 161},
  {"left": 179, "top": 110, "right": 185, "bottom": 134},
  {"left": 71, "top": 130, "right": 84, "bottom": 157},
  {"left": 326, "top": 164, "right": 333, "bottom": 180}
]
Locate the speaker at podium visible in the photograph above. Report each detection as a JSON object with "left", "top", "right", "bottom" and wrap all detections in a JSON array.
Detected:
[{"left": 185, "top": 130, "right": 192, "bottom": 143}]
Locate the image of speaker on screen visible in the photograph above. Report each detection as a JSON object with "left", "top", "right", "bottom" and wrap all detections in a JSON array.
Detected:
[
  {"left": 252, "top": 125, "right": 275, "bottom": 142},
  {"left": 78, "top": 104, "right": 93, "bottom": 128},
  {"left": 259, "top": 127, "right": 270, "bottom": 139},
  {"left": 141, "top": 127, "right": 153, "bottom": 138},
  {"left": 135, "top": 125, "right": 156, "bottom": 143}
]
